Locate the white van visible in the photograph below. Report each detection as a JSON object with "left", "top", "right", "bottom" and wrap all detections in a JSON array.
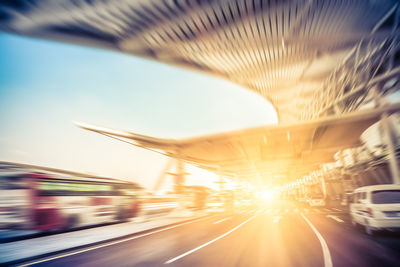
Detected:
[{"left": 350, "top": 184, "right": 400, "bottom": 235}]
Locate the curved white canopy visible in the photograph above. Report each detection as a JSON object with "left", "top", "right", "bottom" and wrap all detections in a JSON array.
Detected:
[{"left": 0, "top": 0, "right": 397, "bottom": 121}]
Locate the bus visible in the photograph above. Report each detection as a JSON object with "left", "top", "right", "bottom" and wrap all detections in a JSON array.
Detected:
[{"left": 0, "top": 162, "right": 143, "bottom": 231}]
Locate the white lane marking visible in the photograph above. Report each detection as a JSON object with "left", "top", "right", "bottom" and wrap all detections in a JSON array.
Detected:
[
  {"left": 214, "top": 217, "right": 232, "bottom": 224},
  {"left": 273, "top": 216, "right": 281, "bottom": 223},
  {"left": 326, "top": 215, "right": 344, "bottom": 223},
  {"left": 164, "top": 214, "right": 257, "bottom": 264},
  {"left": 332, "top": 208, "right": 341, "bottom": 212},
  {"left": 19, "top": 216, "right": 213, "bottom": 267},
  {"left": 301, "top": 214, "right": 333, "bottom": 267}
]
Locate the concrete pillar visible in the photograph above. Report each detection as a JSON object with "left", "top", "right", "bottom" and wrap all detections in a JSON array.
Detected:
[
  {"left": 337, "top": 151, "right": 348, "bottom": 197},
  {"left": 320, "top": 176, "right": 327, "bottom": 199},
  {"left": 380, "top": 112, "right": 400, "bottom": 184},
  {"left": 174, "top": 159, "right": 186, "bottom": 194},
  {"left": 216, "top": 176, "right": 226, "bottom": 192}
]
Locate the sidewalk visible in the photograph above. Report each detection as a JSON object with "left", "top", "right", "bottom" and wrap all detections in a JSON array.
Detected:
[{"left": 0, "top": 211, "right": 208, "bottom": 265}]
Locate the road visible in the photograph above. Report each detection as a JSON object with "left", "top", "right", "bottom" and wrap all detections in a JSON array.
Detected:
[{"left": 21, "top": 205, "right": 400, "bottom": 267}]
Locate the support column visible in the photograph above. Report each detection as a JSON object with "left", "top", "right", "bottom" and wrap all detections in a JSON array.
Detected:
[
  {"left": 219, "top": 176, "right": 225, "bottom": 191},
  {"left": 320, "top": 176, "right": 327, "bottom": 199},
  {"left": 170, "top": 159, "right": 192, "bottom": 217},
  {"left": 381, "top": 112, "right": 400, "bottom": 184},
  {"left": 174, "top": 159, "right": 186, "bottom": 194},
  {"left": 337, "top": 151, "right": 348, "bottom": 195}
]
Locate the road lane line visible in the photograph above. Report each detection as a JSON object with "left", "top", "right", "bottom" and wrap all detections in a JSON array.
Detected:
[
  {"left": 326, "top": 215, "right": 344, "bottom": 223},
  {"left": 301, "top": 213, "right": 333, "bottom": 267},
  {"left": 332, "top": 208, "right": 341, "bottom": 212},
  {"left": 19, "top": 216, "right": 213, "bottom": 267},
  {"left": 213, "top": 217, "right": 232, "bottom": 224},
  {"left": 164, "top": 214, "right": 257, "bottom": 264}
]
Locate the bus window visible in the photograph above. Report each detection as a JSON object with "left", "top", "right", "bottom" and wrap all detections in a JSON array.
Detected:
[
  {"left": 38, "top": 180, "right": 113, "bottom": 196},
  {"left": 0, "top": 176, "right": 28, "bottom": 190}
]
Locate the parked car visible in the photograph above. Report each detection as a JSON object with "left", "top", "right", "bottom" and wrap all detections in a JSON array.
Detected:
[{"left": 350, "top": 184, "right": 400, "bottom": 235}]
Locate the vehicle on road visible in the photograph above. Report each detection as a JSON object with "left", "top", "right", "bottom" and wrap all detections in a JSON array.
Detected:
[
  {"left": 206, "top": 194, "right": 225, "bottom": 213},
  {"left": 350, "top": 184, "right": 400, "bottom": 235},
  {"left": 307, "top": 195, "right": 326, "bottom": 207},
  {"left": 0, "top": 163, "right": 143, "bottom": 231}
]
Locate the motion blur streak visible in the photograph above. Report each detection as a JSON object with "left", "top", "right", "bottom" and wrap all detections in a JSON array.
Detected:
[
  {"left": 1, "top": 0, "right": 400, "bottom": 266},
  {"left": 10, "top": 203, "right": 398, "bottom": 267},
  {"left": 18, "top": 216, "right": 212, "bottom": 267}
]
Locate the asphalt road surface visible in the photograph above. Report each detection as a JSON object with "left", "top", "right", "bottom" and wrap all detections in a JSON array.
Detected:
[{"left": 21, "top": 204, "right": 400, "bottom": 267}]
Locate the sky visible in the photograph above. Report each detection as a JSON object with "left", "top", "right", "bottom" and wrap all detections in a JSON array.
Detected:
[{"left": 0, "top": 33, "right": 278, "bottom": 191}]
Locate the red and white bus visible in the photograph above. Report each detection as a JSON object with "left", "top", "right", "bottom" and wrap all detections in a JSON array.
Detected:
[{"left": 0, "top": 162, "right": 143, "bottom": 231}]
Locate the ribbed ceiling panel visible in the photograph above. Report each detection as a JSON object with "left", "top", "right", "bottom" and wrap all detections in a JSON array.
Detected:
[{"left": 0, "top": 0, "right": 396, "bottom": 122}]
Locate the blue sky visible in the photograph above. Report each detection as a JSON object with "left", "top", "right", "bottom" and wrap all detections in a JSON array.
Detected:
[{"left": 0, "top": 33, "right": 277, "bottom": 190}]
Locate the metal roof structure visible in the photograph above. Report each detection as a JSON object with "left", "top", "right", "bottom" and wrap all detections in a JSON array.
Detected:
[
  {"left": 1, "top": 0, "right": 398, "bottom": 122},
  {"left": 76, "top": 103, "right": 400, "bottom": 183}
]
